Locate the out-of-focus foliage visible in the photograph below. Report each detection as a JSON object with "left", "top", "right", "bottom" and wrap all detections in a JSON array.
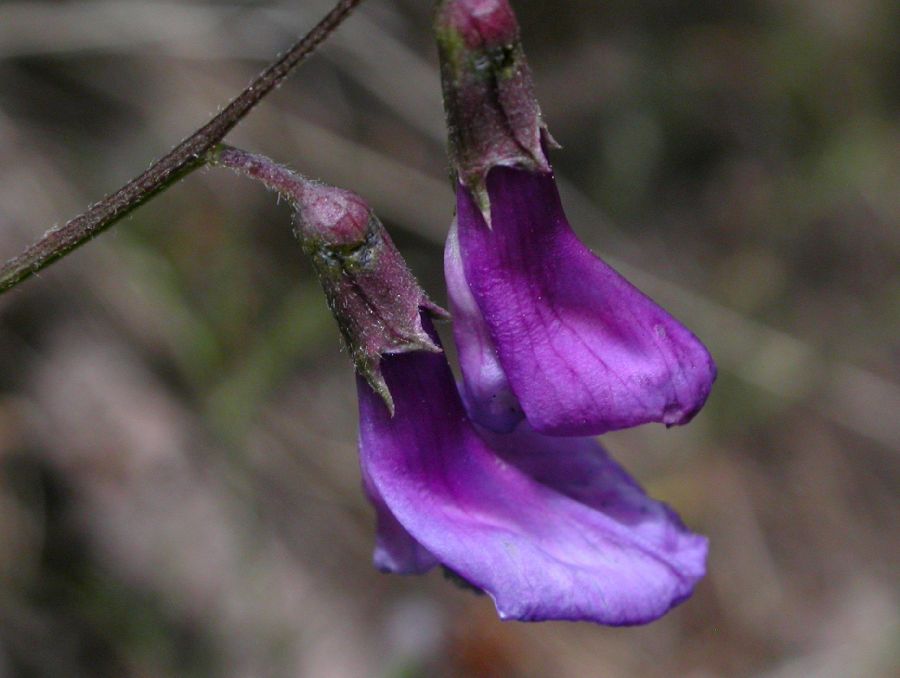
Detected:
[{"left": 0, "top": 1, "right": 897, "bottom": 676}]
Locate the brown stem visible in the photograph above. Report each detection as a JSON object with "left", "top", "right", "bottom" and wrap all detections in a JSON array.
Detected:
[{"left": 0, "top": 0, "right": 367, "bottom": 295}]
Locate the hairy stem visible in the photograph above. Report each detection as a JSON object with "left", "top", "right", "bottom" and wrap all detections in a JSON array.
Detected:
[
  {"left": 0, "top": 0, "right": 366, "bottom": 295},
  {"left": 209, "top": 144, "right": 310, "bottom": 204}
]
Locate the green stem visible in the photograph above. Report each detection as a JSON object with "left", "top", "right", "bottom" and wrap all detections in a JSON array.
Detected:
[{"left": 0, "top": 0, "right": 367, "bottom": 295}]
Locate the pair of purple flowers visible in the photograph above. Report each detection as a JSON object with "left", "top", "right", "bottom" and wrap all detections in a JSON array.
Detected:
[
  {"left": 350, "top": 0, "right": 717, "bottom": 625},
  {"left": 239, "top": 0, "right": 715, "bottom": 625}
]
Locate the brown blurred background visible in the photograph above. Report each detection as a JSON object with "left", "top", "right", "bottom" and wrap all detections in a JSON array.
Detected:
[{"left": 0, "top": 1, "right": 898, "bottom": 676}]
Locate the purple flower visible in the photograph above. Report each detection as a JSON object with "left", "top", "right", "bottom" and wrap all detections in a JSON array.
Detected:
[
  {"left": 358, "top": 318, "right": 708, "bottom": 624},
  {"left": 436, "top": 0, "right": 716, "bottom": 436},
  {"left": 446, "top": 167, "right": 717, "bottom": 436},
  {"left": 213, "top": 145, "right": 711, "bottom": 624}
]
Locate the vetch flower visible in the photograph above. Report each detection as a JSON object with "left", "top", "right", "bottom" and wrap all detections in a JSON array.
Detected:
[
  {"left": 436, "top": 0, "right": 716, "bottom": 436},
  {"left": 358, "top": 318, "right": 708, "bottom": 624},
  {"left": 209, "top": 143, "right": 710, "bottom": 625}
]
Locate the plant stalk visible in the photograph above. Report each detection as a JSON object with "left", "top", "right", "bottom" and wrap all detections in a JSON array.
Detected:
[{"left": 0, "top": 0, "right": 367, "bottom": 294}]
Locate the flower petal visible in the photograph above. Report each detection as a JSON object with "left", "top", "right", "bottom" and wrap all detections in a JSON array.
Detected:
[
  {"left": 455, "top": 166, "right": 717, "bottom": 436},
  {"left": 478, "top": 423, "right": 706, "bottom": 585},
  {"left": 445, "top": 221, "right": 524, "bottom": 432},
  {"left": 358, "top": 322, "right": 708, "bottom": 624},
  {"left": 360, "top": 462, "right": 438, "bottom": 575}
]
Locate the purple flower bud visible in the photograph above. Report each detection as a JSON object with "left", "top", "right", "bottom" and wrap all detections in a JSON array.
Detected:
[
  {"left": 358, "top": 317, "right": 708, "bottom": 624},
  {"left": 213, "top": 146, "right": 446, "bottom": 412},
  {"left": 436, "top": 2, "right": 716, "bottom": 435}
]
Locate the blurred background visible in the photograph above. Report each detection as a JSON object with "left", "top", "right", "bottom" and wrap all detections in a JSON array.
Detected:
[{"left": 0, "top": 0, "right": 898, "bottom": 676}]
